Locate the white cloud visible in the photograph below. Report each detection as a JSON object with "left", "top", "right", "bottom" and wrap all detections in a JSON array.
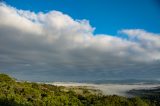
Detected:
[{"left": 0, "top": 3, "right": 160, "bottom": 81}]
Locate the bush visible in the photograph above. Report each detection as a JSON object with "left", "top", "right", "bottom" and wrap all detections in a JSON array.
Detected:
[{"left": 0, "top": 74, "right": 158, "bottom": 106}]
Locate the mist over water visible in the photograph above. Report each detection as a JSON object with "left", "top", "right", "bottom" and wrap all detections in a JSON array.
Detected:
[{"left": 48, "top": 82, "right": 160, "bottom": 97}]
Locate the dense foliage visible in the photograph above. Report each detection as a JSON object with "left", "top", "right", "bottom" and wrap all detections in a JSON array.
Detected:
[
  {"left": 0, "top": 74, "right": 158, "bottom": 106},
  {"left": 128, "top": 87, "right": 160, "bottom": 106}
]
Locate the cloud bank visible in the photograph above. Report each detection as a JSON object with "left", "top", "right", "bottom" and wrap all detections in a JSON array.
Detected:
[{"left": 0, "top": 3, "right": 160, "bottom": 81}]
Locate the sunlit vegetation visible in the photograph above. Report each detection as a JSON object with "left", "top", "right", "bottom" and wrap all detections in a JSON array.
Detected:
[{"left": 0, "top": 74, "right": 159, "bottom": 106}]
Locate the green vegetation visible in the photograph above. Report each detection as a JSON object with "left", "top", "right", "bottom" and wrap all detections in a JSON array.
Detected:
[
  {"left": 0, "top": 74, "right": 159, "bottom": 106},
  {"left": 128, "top": 87, "right": 160, "bottom": 106}
]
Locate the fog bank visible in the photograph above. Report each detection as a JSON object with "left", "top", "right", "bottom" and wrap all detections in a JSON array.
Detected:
[{"left": 49, "top": 82, "right": 160, "bottom": 96}]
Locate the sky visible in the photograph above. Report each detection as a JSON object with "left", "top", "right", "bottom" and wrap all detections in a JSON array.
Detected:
[
  {"left": 0, "top": 0, "right": 160, "bottom": 81},
  {"left": 3, "top": 0, "right": 160, "bottom": 35}
]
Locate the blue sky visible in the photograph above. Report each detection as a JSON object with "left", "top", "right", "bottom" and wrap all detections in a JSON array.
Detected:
[{"left": 4, "top": 0, "right": 160, "bottom": 35}]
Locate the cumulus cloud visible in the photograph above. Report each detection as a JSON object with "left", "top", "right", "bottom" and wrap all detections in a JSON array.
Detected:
[{"left": 0, "top": 3, "right": 160, "bottom": 81}]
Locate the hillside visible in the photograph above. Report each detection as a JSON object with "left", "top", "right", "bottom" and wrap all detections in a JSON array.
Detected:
[
  {"left": 0, "top": 74, "right": 158, "bottom": 106},
  {"left": 128, "top": 87, "right": 160, "bottom": 106}
]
